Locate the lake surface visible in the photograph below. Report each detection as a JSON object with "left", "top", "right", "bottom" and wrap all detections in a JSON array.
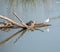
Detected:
[{"left": 0, "top": 0, "right": 60, "bottom": 52}]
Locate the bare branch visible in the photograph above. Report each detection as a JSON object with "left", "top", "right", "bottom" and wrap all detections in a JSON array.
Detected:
[
  {"left": 13, "top": 12, "right": 23, "bottom": 23},
  {"left": 13, "top": 12, "right": 28, "bottom": 28},
  {"left": 0, "top": 15, "right": 23, "bottom": 27}
]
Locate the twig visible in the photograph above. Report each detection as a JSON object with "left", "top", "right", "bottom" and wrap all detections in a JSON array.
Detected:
[
  {"left": 13, "top": 12, "right": 23, "bottom": 23},
  {"left": 0, "top": 15, "right": 23, "bottom": 27},
  {"left": 13, "top": 12, "right": 28, "bottom": 28}
]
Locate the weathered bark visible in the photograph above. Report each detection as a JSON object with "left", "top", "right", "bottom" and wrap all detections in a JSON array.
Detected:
[{"left": 0, "top": 15, "right": 23, "bottom": 27}]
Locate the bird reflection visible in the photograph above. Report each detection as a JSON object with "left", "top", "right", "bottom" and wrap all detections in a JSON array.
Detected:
[{"left": 0, "top": 12, "right": 59, "bottom": 45}]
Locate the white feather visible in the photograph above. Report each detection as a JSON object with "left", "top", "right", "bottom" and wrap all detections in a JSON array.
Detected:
[{"left": 45, "top": 18, "right": 50, "bottom": 23}]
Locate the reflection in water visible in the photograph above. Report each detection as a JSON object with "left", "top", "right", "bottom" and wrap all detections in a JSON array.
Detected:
[
  {"left": 0, "top": 0, "right": 60, "bottom": 42},
  {"left": 1, "top": 0, "right": 59, "bottom": 20},
  {"left": 0, "top": 0, "right": 60, "bottom": 52},
  {"left": 0, "top": 14, "right": 51, "bottom": 45}
]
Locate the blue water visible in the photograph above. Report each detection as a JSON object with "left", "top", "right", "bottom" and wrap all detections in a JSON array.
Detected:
[{"left": 0, "top": 0, "right": 60, "bottom": 52}]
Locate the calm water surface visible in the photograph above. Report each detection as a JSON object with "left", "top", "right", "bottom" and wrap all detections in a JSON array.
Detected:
[{"left": 0, "top": 0, "right": 60, "bottom": 52}]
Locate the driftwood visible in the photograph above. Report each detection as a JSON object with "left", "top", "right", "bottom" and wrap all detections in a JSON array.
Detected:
[
  {"left": 0, "top": 15, "right": 24, "bottom": 27},
  {"left": 0, "top": 14, "right": 51, "bottom": 30},
  {"left": 0, "top": 13, "right": 60, "bottom": 46},
  {"left": 0, "top": 14, "right": 51, "bottom": 46}
]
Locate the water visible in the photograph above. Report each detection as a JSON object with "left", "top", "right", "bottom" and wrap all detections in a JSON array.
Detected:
[{"left": 0, "top": 0, "right": 60, "bottom": 52}]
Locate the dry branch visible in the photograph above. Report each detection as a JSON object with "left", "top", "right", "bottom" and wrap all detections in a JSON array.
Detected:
[{"left": 0, "top": 15, "right": 23, "bottom": 27}]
